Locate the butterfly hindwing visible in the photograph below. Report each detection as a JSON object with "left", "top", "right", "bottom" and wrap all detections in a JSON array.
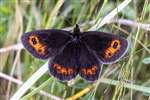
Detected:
[
  {"left": 78, "top": 43, "right": 101, "bottom": 82},
  {"left": 81, "top": 31, "right": 129, "bottom": 64},
  {"left": 21, "top": 29, "right": 72, "bottom": 59},
  {"left": 49, "top": 42, "right": 78, "bottom": 81}
]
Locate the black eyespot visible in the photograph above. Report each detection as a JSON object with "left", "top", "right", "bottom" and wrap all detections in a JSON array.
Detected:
[
  {"left": 113, "top": 42, "right": 118, "bottom": 49},
  {"left": 108, "top": 53, "right": 112, "bottom": 56},
  {"left": 31, "top": 38, "right": 37, "bottom": 45},
  {"left": 38, "top": 49, "right": 42, "bottom": 53}
]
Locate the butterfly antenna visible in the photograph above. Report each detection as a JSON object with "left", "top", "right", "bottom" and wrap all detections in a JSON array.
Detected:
[{"left": 73, "top": 24, "right": 80, "bottom": 33}]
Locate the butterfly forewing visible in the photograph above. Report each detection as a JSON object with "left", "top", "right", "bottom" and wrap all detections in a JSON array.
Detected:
[
  {"left": 21, "top": 29, "right": 72, "bottom": 59},
  {"left": 81, "top": 31, "right": 129, "bottom": 64}
]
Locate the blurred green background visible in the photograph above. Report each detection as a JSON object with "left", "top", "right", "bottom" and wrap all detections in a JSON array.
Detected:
[{"left": 0, "top": 0, "right": 150, "bottom": 100}]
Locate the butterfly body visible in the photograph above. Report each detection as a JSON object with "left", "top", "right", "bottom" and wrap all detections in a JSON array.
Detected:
[{"left": 21, "top": 25, "right": 128, "bottom": 81}]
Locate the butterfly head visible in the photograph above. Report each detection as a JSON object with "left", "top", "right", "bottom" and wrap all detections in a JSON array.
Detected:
[{"left": 73, "top": 24, "right": 80, "bottom": 34}]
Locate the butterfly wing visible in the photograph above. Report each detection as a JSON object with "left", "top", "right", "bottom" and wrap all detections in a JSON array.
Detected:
[
  {"left": 78, "top": 43, "right": 101, "bottom": 82},
  {"left": 81, "top": 31, "right": 129, "bottom": 64},
  {"left": 21, "top": 29, "right": 72, "bottom": 59},
  {"left": 48, "top": 42, "right": 78, "bottom": 81}
]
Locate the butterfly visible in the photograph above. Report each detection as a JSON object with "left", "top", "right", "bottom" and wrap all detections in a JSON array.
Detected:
[{"left": 21, "top": 24, "right": 129, "bottom": 82}]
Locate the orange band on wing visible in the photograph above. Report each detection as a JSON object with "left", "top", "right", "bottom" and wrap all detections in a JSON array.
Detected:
[
  {"left": 53, "top": 64, "right": 74, "bottom": 75},
  {"left": 28, "top": 35, "right": 47, "bottom": 55},
  {"left": 104, "top": 39, "right": 121, "bottom": 58},
  {"left": 81, "top": 65, "right": 97, "bottom": 75}
]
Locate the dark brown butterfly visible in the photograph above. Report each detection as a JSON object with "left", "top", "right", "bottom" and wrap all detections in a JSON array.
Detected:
[{"left": 21, "top": 24, "right": 129, "bottom": 82}]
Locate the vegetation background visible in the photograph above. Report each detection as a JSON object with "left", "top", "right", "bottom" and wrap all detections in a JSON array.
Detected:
[{"left": 0, "top": 0, "right": 150, "bottom": 100}]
